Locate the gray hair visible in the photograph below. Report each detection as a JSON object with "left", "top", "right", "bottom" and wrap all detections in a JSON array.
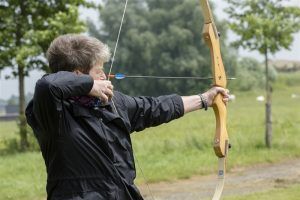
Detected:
[{"left": 46, "top": 34, "right": 111, "bottom": 73}]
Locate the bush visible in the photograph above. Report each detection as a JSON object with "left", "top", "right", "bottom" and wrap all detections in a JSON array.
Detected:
[
  {"left": 229, "top": 57, "right": 277, "bottom": 91},
  {"left": 0, "top": 124, "right": 40, "bottom": 155}
]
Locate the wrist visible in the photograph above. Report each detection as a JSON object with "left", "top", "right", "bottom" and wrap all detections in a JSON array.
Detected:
[{"left": 198, "top": 93, "right": 208, "bottom": 111}]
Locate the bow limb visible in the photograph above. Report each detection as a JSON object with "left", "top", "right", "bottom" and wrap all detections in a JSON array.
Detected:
[{"left": 199, "top": 0, "right": 229, "bottom": 199}]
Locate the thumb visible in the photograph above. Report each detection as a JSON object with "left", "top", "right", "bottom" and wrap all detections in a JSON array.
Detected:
[{"left": 216, "top": 87, "right": 229, "bottom": 97}]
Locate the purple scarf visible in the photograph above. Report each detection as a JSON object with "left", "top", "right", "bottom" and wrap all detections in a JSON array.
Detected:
[{"left": 70, "top": 96, "right": 101, "bottom": 108}]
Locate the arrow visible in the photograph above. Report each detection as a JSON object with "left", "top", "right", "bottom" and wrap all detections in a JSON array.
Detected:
[{"left": 108, "top": 73, "right": 236, "bottom": 80}]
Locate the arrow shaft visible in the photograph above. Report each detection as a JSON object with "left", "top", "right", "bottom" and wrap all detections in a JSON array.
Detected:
[
  {"left": 121, "top": 75, "right": 212, "bottom": 79},
  {"left": 108, "top": 74, "right": 235, "bottom": 80}
]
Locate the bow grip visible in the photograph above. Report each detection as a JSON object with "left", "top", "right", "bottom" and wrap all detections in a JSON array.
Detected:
[{"left": 212, "top": 95, "right": 229, "bottom": 158}]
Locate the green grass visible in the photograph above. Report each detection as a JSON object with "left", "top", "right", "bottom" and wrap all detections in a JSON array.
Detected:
[
  {"left": 0, "top": 72, "right": 300, "bottom": 199},
  {"left": 273, "top": 71, "right": 300, "bottom": 89},
  {"left": 0, "top": 121, "right": 20, "bottom": 153},
  {"left": 224, "top": 184, "right": 300, "bottom": 200},
  {"left": 0, "top": 122, "right": 46, "bottom": 199},
  {"left": 0, "top": 152, "right": 46, "bottom": 200},
  {"left": 131, "top": 79, "right": 300, "bottom": 183},
  {"left": 0, "top": 121, "right": 18, "bottom": 140}
]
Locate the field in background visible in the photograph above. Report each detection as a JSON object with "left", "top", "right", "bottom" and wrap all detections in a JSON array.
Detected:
[
  {"left": 132, "top": 71, "right": 300, "bottom": 182},
  {"left": 0, "top": 72, "right": 299, "bottom": 199}
]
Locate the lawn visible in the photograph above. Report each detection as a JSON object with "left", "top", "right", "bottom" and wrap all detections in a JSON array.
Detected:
[{"left": 131, "top": 72, "right": 300, "bottom": 182}]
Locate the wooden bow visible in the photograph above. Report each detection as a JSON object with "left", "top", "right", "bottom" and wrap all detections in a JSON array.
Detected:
[{"left": 199, "top": 0, "right": 230, "bottom": 199}]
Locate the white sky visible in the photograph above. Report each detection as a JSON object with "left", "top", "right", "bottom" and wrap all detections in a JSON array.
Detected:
[{"left": 0, "top": 0, "right": 299, "bottom": 100}]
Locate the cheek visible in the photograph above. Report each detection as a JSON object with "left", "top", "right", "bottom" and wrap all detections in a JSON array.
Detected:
[
  {"left": 89, "top": 70, "right": 106, "bottom": 80},
  {"left": 88, "top": 71, "right": 97, "bottom": 80},
  {"left": 88, "top": 71, "right": 95, "bottom": 79}
]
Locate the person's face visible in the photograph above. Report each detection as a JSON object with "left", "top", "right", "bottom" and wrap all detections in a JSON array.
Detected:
[{"left": 88, "top": 61, "right": 106, "bottom": 80}]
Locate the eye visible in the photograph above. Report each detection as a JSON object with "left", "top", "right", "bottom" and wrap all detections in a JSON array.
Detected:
[
  {"left": 99, "top": 67, "right": 105, "bottom": 73},
  {"left": 94, "top": 66, "right": 103, "bottom": 73}
]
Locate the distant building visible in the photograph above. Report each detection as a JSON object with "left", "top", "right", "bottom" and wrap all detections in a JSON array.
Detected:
[
  {"left": 269, "top": 60, "right": 300, "bottom": 72},
  {"left": 0, "top": 103, "right": 18, "bottom": 121},
  {"left": 5, "top": 104, "right": 19, "bottom": 114},
  {"left": 0, "top": 103, "right": 5, "bottom": 116}
]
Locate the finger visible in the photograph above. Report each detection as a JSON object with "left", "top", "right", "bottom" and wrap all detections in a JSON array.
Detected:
[
  {"left": 105, "top": 89, "right": 114, "bottom": 100},
  {"left": 225, "top": 89, "right": 230, "bottom": 97},
  {"left": 106, "top": 80, "right": 112, "bottom": 85},
  {"left": 215, "top": 87, "right": 226, "bottom": 95},
  {"left": 222, "top": 98, "right": 229, "bottom": 106},
  {"left": 218, "top": 87, "right": 230, "bottom": 97},
  {"left": 107, "top": 84, "right": 114, "bottom": 90},
  {"left": 100, "top": 80, "right": 112, "bottom": 86},
  {"left": 104, "top": 81, "right": 114, "bottom": 90},
  {"left": 223, "top": 97, "right": 229, "bottom": 102},
  {"left": 99, "top": 92, "right": 109, "bottom": 104}
]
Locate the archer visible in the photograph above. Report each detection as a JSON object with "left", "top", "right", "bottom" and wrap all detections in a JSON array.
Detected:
[{"left": 26, "top": 34, "right": 229, "bottom": 200}]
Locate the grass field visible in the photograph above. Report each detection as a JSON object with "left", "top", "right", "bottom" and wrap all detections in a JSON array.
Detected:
[
  {"left": 0, "top": 72, "right": 299, "bottom": 199},
  {"left": 132, "top": 72, "right": 300, "bottom": 182}
]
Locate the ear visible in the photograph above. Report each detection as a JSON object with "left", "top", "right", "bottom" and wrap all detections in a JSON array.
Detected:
[{"left": 74, "top": 69, "right": 82, "bottom": 75}]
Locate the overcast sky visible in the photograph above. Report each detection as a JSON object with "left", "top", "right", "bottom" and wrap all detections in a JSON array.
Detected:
[{"left": 0, "top": 0, "right": 299, "bottom": 100}]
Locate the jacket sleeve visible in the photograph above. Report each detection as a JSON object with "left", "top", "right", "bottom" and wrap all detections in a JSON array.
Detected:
[
  {"left": 40, "top": 71, "right": 94, "bottom": 100},
  {"left": 32, "top": 71, "right": 94, "bottom": 136},
  {"left": 116, "top": 93, "right": 184, "bottom": 133}
]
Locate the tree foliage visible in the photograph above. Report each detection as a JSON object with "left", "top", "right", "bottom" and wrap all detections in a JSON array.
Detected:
[
  {"left": 0, "top": 0, "right": 91, "bottom": 150},
  {"left": 230, "top": 57, "right": 274, "bottom": 91},
  {"left": 89, "top": 0, "right": 238, "bottom": 96},
  {"left": 0, "top": 0, "right": 91, "bottom": 74},
  {"left": 225, "top": 0, "right": 300, "bottom": 54},
  {"left": 225, "top": 0, "right": 300, "bottom": 148}
]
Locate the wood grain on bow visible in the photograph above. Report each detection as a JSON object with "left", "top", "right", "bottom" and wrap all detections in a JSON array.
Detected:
[{"left": 199, "top": 0, "right": 229, "bottom": 199}]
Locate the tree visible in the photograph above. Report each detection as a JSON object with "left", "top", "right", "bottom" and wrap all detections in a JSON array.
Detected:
[
  {"left": 229, "top": 57, "right": 278, "bottom": 91},
  {"left": 229, "top": 57, "right": 265, "bottom": 91},
  {"left": 0, "top": 0, "right": 91, "bottom": 150},
  {"left": 225, "top": 0, "right": 300, "bottom": 148},
  {"left": 89, "top": 0, "right": 237, "bottom": 96}
]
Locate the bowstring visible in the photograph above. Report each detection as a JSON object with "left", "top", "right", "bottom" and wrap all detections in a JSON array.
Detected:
[
  {"left": 107, "top": 1, "right": 155, "bottom": 199},
  {"left": 107, "top": 0, "right": 128, "bottom": 115},
  {"left": 107, "top": 0, "right": 128, "bottom": 79}
]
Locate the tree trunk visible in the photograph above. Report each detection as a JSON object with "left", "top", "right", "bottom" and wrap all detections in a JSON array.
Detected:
[
  {"left": 264, "top": 48, "right": 272, "bottom": 148},
  {"left": 18, "top": 65, "right": 28, "bottom": 150},
  {"left": 16, "top": 0, "right": 29, "bottom": 151}
]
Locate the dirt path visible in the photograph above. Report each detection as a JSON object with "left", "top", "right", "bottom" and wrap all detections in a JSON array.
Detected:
[{"left": 138, "top": 159, "right": 300, "bottom": 200}]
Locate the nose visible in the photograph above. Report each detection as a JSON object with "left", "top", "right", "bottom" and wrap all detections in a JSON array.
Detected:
[
  {"left": 102, "top": 72, "right": 107, "bottom": 80},
  {"left": 97, "top": 70, "right": 106, "bottom": 80}
]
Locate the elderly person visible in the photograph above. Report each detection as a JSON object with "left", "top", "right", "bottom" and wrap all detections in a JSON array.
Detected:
[{"left": 26, "top": 34, "right": 229, "bottom": 200}]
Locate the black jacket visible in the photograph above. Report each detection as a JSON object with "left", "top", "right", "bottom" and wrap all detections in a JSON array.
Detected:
[{"left": 26, "top": 71, "right": 184, "bottom": 200}]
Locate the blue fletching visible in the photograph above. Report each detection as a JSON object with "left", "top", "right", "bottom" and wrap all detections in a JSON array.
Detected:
[{"left": 115, "top": 73, "right": 126, "bottom": 79}]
